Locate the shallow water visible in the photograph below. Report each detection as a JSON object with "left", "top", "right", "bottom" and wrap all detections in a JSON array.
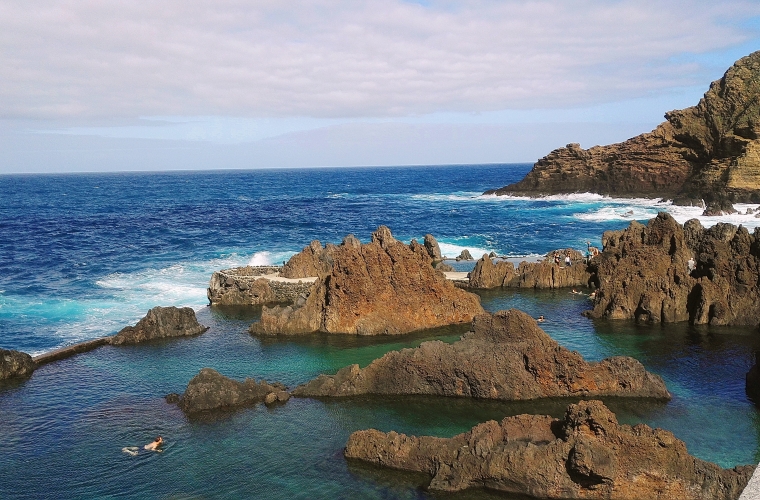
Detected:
[{"left": 1, "top": 165, "right": 760, "bottom": 498}]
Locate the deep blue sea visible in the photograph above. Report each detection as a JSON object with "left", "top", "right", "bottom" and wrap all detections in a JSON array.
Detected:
[{"left": 1, "top": 164, "right": 760, "bottom": 499}]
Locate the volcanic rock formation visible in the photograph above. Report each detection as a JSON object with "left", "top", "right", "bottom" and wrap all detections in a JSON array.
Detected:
[
  {"left": 293, "top": 309, "right": 670, "bottom": 400},
  {"left": 0, "top": 349, "right": 36, "bottom": 380},
  {"left": 207, "top": 267, "right": 280, "bottom": 306},
  {"left": 249, "top": 226, "right": 484, "bottom": 335},
  {"left": 344, "top": 400, "right": 753, "bottom": 499},
  {"left": 586, "top": 212, "right": 760, "bottom": 325},
  {"left": 486, "top": 51, "right": 760, "bottom": 206},
  {"left": 110, "top": 306, "right": 209, "bottom": 345},
  {"left": 176, "top": 367, "right": 288, "bottom": 414},
  {"left": 468, "top": 249, "right": 590, "bottom": 289}
]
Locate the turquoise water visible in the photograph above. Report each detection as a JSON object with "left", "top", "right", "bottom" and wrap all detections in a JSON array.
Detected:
[{"left": 1, "top": 165, "right": 759, "bottom": 498}]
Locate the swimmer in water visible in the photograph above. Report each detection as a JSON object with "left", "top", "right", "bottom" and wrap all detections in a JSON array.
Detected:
[
  {"left": 144, "top": 436, "right": 163, "bottom": 451},
  {"left": 537, "top": 315, "right": 545, "bottom": 322}
]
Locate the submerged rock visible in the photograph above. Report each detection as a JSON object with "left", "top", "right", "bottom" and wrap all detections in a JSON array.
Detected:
[
  {"left": 178, "top": 368, "right": 287, "bottom": 414},
  {"left": 110, "top": 306, "right": 208, "bottom": 345},
  {"left": 249, "top": 226, "right": 484, "bottom": 336},
  {"left": 469, "top": 250, "right": 590, "bottom": 289},
  {"left": 344, "top": 400, "right": 753, "bottom": 499},
  {"left": 0, "top": 349, "right": 35, "bottom": 380},
  {"left": 486, "top": 51, "right": 760, "bottom": 204},
  {"left": 293, "top": 309, "right": 670, "bottom": 400},
  {"left": 586, "top": 212, "right": 760, "bottom": 325}
]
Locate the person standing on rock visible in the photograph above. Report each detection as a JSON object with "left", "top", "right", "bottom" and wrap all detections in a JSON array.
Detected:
[
  {"left": 688, "top": 257, "right": 696, "bottom": 273},
  {"left": 565, "top": 253, "right": 571, "bottom": 267},
  {"left": 554, "top": 253, "right": 560, "bottom": 266}
]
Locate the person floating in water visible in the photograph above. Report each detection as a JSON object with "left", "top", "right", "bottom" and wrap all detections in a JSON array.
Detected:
[
  {"left": 144, "top": 436, "right": 163, "bottom": 451},
  {"left": 537, "top": 315, "right": 545, "bottom": 322}
]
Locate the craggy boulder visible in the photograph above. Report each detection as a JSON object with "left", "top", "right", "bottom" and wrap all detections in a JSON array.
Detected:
[
  {"left": 469, "top": 250, "right": 590, "bottom": 289},
  {"left": 110, "top": 306, "right": 208, "bottom": 345},
  {"left": 0, "top": 349, "right": 36, "bottom": 380},
  {"left": 250, "top": 226, "right": 484, "bottom": 335},
  {"left": 587, "top": 212, "right": 760, "bottom": 325},
  {"left": 178, "top": 368, "right": 287, "bottom": 414},
  {"left": 280, "top": 240, "right": 339, "bottom": 279},
  {"left": 345, "top": 400, "right": 753, "bottom": 499},
  {"left": 293, "top": 309, "right": 670, "bottom": 400},
  {"left": 207, "top": 268, "right": 278, "bottom": 306}
]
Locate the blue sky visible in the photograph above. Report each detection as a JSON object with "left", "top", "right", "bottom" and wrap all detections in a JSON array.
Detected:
[{"left": 2, "top": 0, "right": 760, "bottom": 173}]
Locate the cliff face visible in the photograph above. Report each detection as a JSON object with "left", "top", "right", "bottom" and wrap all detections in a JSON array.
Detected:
[
  {"left": 487, "top": 51, "right": 760, "bottom": 204},
  {"left": 344, "top": 400, "right": 753, "bottom": 499}
]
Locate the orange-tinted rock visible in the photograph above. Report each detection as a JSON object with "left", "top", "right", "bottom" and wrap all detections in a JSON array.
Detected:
[
  {"left": 469, "top": 250, "right": 590, "bottom": 289},
  {"left": 293, "top": 309, "right": 670, "bottom": 400},
  {"left": 280, "top": 240, "right": 338, "bottom": 279},
  {"left": 344, "top": 400, "right": 753, "bottom": 499},
  {"left": 250, "top": 226, "right": 484, "bottom": 335},
  {"left": 487, "top": 51, "right": 760, "bottom": 205}
]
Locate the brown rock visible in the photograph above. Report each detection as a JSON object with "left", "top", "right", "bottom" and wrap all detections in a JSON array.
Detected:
[
  {"left": 469, "top": 249, "right": 590, "bottom": 289},
  {"left": 486, "top": 51, "right": 760, "bottom": 204},
  {"left": 344, "top": 400, "right": 753, "bottom": 499},
  {"left": 587, "top": 212, "right": 760, "bottom": 325},
  {"left": 423, "top": 234, "right": 442, "bottom": 261},
  {"left": 207, "top": 269, "right": 278, "bottom": 305},
  {"left": 250, "top": 226, "right": 484, "bottom": 335},
  {"left": 110, "top": 306, "right": 208, "bottom": 345},
  {"left": 280, "top": 240, "right": 338, "bottom": 279},
  {"left": 293, "top": 309, "right": 670, "bottom": 400},
  {"left": 0, "top": 348, "right": 36, "bottom": 380},
  {"left": 178, "top": 367, "right": 287, "bottom": 413}
]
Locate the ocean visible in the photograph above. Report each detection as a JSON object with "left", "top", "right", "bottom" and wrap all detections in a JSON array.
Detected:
[{"left": 1, "top": 164, "right": 759, "bottom": 499}]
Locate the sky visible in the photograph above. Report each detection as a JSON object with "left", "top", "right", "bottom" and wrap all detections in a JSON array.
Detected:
[{"left": 2, "top": 0, "right": 760, "bottom": 174}]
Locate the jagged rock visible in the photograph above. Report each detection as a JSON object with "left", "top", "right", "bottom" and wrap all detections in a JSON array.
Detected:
[
  {"left": 280, "top": 240, "right": 338, "bottom": 279},
  {"left": 423, "top": 234, "right": 442, "bottom": 261},
  {"left": 110, "top": 306, "right": 208, "bottom": 345},
  {"left": 586, "top": 212, "right": 760, "bottom": 325},
  {"left": 344, "top": 400, "right": 753, "bottom": 499},
  {"left": 0, "top": 349, "right": 36, "bottom": 380},
  {"left": 469, "top": 250, "right": 590, "bottom": 289},
  {"left": 486, "top": 51, "right": 760, "bottom": 203},
  {"left": 207, "top": 268, "right": 278, "bottom": 305},
  {"left": 178, "top": 368, "right": 287, "bottom": 413},
  {"left": 293, "top": 309, "right": 670, "bottom": 400},
  {"left": 435, "top": 262, "right": 455, "bottom": 272},
  {"left": 455, "top": 249, "right": 473, "bottom": 261},
  {"left": 703, "top": 199, "right": 738, "bottom": 216},
  {"left": 249, "top": 226, "right": 484, "bottom": 335}
]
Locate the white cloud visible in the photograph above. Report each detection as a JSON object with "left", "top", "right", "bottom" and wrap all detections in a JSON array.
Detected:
[{"left": 2, "top": 0, "right": 759, "bottom": 120}]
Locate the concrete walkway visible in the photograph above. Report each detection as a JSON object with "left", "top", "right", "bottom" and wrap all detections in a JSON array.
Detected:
[{"left": 740, "top": 466, "right": 760, "bottom": 499}]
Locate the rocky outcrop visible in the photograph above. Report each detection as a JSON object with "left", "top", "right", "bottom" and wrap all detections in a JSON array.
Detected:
[
  {"left": 469, "top": 250, "right": 590, "bottom": 289},
  {"left": 249, "top": 226, "right": 484, "bottom": 335},
  {"left": 0, "top": 349, "right": 35, "bottom": 380},
  {"left": 293, "top": 309, "right": 670, "bottom": 400},
  {"left": 110, "top": 306, "right": 208, "bottom": 345},
  {"left": 486, "top": 51, "right": 760, "bottom": 206},
  {"left": 456, "top": 249, "right": 473, "bottom": 261},
  {"left": 423, "top": 234, "right": 442, "bottom": 261},
  {"left": 586, "top": 212, "right": 760, "bottom": 325},
  {"left": 177, "top": 368, "right": 288, "bottom": 414},
  {"left": 207, "top": 267, "right": 279, "bottom": 305},
  {"left": 344, "top": 400, "right": 752, "bottom": 499},
  {"left": 280, "top": 240, "right": 339, "bottom": 279}
]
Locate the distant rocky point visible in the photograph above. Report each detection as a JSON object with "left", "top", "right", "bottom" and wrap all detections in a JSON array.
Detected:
[
  {"left": 345, "top": 400, "right": 752, "bottom": 499},
  {"left": 486, "top": 51, "right": 760, "bottom": 209},
  {"left": 249, "top": 226, "right": 484, "bottom": 335},
  {"left": 293, "top": 309, "right": 670, "bottom": 400}
]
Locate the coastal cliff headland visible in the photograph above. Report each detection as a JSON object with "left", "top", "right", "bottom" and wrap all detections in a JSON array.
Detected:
[
  {"left": 249, "top": 226, "right": 484, "bottom": 335},
  {"left": 345, "top": 400, "right": 753, "bottom": 499},
  {"left": 293, "top": 309, "right": 670, "bottom": 401},
  {"left": 486, "top": 51, "right": 760, "bottom": 208}
]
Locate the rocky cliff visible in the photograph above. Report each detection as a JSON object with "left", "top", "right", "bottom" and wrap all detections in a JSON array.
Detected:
[
  {"left": 586, "top": 212, "right": 760, "bottom": 325},
  {"left": 293, "top": 309, "right": 670, "bottom": 400},
  {"left": 249, "top": 226, "right": 484, "bottom": 335},
  {"left": 110, "top": 306, "right": 208, "bottom": 345},
  {"left": 469, "top": 249, "right": 590, "bottom": 289},
  {"left": 344, "top": 400, "right": 753, "bottom": 499},
  {"left": 487, "top": 51, "right": 760, "bottom": 206}
]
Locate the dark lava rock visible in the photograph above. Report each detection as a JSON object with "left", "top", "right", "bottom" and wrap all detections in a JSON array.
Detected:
[
  {"left": 586, "top": 212, "right": 760, "bottom": 325},
  {"left": 423, "top": 234, "right": 442, "bottom": 261},
  {"left": 178, "top": 368, "right": 287, "bottom": 414},
  {"left": 344, "top": 400, "right": 753, "bottom": 499},
  {"left": 486, "top": 51, "right": 760, "bottom": 204},
  {"left": 293, "top": 309, "right": 670, "bottom": 401},
  {"left": 165, "top": 393, "right": 180, "bottom": 404},
  {"left": 455, "top": 249, "right": 474, "bottom": 261},
  {"left": 469, "top": 249, "right": 590, "bottom": 289},
  {"left": 0, "top": 349, "right": 36, "bottom": 380},
  {"left": 110, "top": 306, "right": 209, "bottom": 345},
  {"left": 702, "top": 199, "right": 738, "bottom": 216}
]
